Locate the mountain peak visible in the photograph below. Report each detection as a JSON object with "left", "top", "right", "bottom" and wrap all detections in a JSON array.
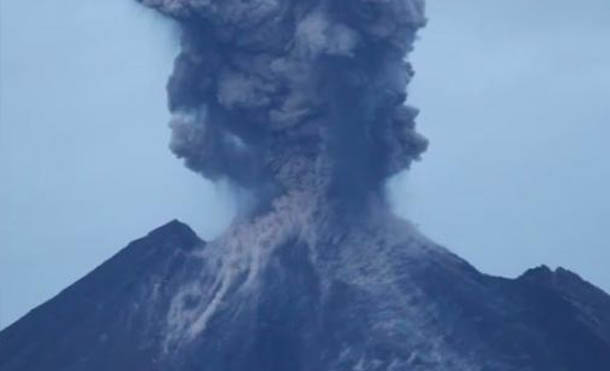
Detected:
[
  {"left": 151, "top": 218, "right": 190, "bottom": 232},
  {"left": 141, "top": 219, "right": 201, "bottom": 251},
  {"left": 519, "top": 264, "right": 595, "bottom": 291},
  {"left": 519, "top": 264, "right": 556, "bottom": 283}
]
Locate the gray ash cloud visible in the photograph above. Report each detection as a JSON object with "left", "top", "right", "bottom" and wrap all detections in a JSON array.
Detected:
[{"left": 138, "top": 0, "right": 428, "bottom": 203}]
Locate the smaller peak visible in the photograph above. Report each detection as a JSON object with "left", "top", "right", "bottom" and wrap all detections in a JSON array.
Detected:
[
  {"left": 521, "top": 264, "right": 553, "bottom": 277},
  {"left": 553, "top": 267, "right": 588, "bottom": 285},
  {"left": 518, "top": 265, "right": 594, "bottom": 292},
  {"left": 518, "top": 265, "right": 555, "bottom": 285},
  {"left": 555, "top": 266, "right": 578, "bottom": 276},
  {"left": 537, "top": 264, "right": 553, "bottom": 273}
]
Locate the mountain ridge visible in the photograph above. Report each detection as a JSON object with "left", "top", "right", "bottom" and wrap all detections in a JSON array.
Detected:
[{"left": 1, "top": 219, "right": 609, "bottom": 371}]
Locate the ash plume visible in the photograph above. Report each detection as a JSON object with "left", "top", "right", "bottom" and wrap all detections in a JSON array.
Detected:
[{"left": 138, "top": 0, "right": 428, "bottom": 206}]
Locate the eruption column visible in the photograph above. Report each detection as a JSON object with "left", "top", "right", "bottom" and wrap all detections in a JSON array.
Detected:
[{"left": 139, "top": 0, "right": 428, "bottom": 207}]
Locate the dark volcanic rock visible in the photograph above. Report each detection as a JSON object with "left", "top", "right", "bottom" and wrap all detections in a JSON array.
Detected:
[
  {"left": 0, "top": 220, "right": 203, "bottom": 371},
  {"left": 1, "top": 220, "right": 609, "bottom": 371}
]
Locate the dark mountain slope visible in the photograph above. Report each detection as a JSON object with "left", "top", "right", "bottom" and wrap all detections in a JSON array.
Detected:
[
  {"left": 0, "top": 221, "right": 202, "bottom": 371},
  {"left": 1, "top": 220, "right": 609, "bottom": 371}
]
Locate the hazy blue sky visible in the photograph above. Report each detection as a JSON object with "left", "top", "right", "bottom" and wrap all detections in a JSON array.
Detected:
[{"left": 1, "top": 0, "right": 609, "bottom": 329}]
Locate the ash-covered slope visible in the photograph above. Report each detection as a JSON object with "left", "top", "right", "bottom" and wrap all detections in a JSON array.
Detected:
[{"left": 1, "top": 218, "right": 609, "bottom": 371}]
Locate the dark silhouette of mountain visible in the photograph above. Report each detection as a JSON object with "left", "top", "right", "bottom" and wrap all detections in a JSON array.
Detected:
[{"left": 1, "top": 220, "right": 609, "bottom": 371}]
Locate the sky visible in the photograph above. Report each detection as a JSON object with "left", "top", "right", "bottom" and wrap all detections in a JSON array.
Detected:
[{"left": 0, "top": 0, "right": 609, "bottom": 329}]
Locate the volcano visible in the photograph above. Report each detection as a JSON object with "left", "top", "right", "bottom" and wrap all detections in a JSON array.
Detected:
[
  {"left": 2, "top": 0, "right": 609, "bottom": 370},
  {"left": 1, "top": 218, "right": 609, "bottom": 371}
]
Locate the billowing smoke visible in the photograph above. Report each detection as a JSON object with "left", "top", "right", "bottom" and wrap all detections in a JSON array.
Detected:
[
  {"left": 138, "top": 0, "right": 427, "bottom": 206},
  {"left": 134, "top": 0, "right": 435, "bottom": 350}
]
